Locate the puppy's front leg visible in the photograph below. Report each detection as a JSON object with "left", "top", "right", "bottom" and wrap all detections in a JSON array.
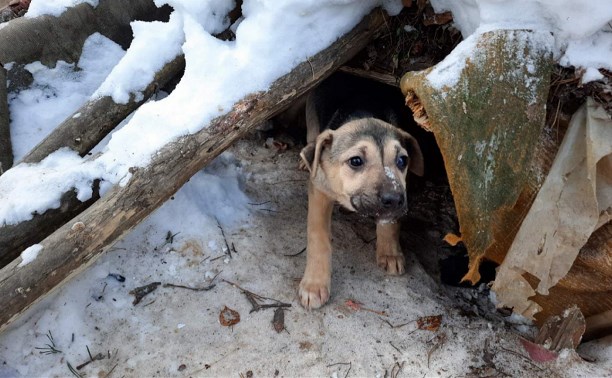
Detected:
[
  {"left": 299, "top": 183, "right": 334, "bottom": 309},
  {"left": 376, "top": 222, "right": 405, "bottom": 275}
]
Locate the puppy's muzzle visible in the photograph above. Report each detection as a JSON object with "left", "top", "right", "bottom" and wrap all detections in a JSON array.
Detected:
[{"left": 351, "top": 190, "right": 407, "bottom": 220}]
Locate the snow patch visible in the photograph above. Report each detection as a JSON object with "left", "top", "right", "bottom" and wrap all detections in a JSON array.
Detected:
[
  {"left": 384, "top": 166, "right": 400, "bottom": 190},
  {"left": 8, "top": 33, "right": 125, "bottom": 161},
  {"left": 17, "top": 244, "right": 43, "bottom": 267},
  {"left": 430, "top": 0, "right": 612, "bottom": 83},
  {"left": 27, "top": 0, "right": 99, "bottom": 18}
]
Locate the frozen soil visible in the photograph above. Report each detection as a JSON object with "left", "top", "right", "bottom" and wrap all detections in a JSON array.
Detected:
[{"left": 1, "top": 128, "right": 611, "bottom": 378}]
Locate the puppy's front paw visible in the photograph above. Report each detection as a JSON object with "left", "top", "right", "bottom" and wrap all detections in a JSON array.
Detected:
[
  {"left": 299, "top": 277, "right": 330, "bottom": 309},
  {"left": 377, "top": 253, "right": 406, "bottom": 275}
]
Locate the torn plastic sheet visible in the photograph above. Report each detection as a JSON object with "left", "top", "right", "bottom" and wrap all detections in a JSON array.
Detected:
[{"left": 492, "top": 98, "right": 612, "bottom": 319}]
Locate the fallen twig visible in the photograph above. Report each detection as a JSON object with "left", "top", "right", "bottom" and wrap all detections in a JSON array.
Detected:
[
  {"left": 223, "top": 279, "right": 291, "bottom": 313},
  {"left": 67, "top": 362, "right": 83, "bottom": 378},
  {"left": 104, "top": 363, "right": 118, "bottom": 378},
  {"left": 390, "top": 361, "right": 404, "bottom": 378},
  {"left": 129, "top": 282, "right": 161, "bottom": 305},
  {"left": 498, "top": 345, "right": 546, "bottom": 372},
  {"left": 284, "top": 247, "right": 306, "bottom": 257},
  {"left": 163, "top": 283, "right": 216, "bottom": 291},
  {"left": 345, "top": 299, "right": 387, "bottom": 317},
  {"left": 216, "top": 218, "right": 232, "bottom": 259},
  {"left": 35, "top": 330, "right": 62, "bottom": 355},
  {"left": 210, "top": 254, "right": 228, "bottom": 262},
  {"left": 328, "top": 361, "right": 352, "bottom": 378},
  {"left": 389, "top": 341, "right": 401, "bottom": 354},
  {"left": 76, "top": 345, "right": 105, "bottom": 370},
  {"left": 427, "top": 332, "right": 447, "bottom": 368},
  {"left": 382, "top": 319, "right": 411, "bottom": 329}
]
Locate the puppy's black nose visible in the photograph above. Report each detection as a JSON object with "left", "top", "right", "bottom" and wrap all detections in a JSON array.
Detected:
[{"left": 379, "top": 192, "right": 404, "bottom": 208}]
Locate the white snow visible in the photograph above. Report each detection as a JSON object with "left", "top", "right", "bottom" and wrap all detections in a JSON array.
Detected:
[
  {"left": 1, "top": 0, "right": 612, "bottom": 376},
  {"left": 26, "top": 0, "right": 99, "bottom": 18},
  {"left": 17, "top": 244, "right": 43, "bottom": 267},
  {"left": 430, "top": 0, "right": 612, "bottom": 82},
  {"left": 0, "top": 149, "right": 106, "bottom": 225},
  {"left": 7, "top": 33, "right": 125, "bottom": 161}
]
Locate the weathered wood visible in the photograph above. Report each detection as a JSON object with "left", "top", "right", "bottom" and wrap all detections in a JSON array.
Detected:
[
  {"left": 0, "top": 1, "right": 242, "bottom": 268},
  {"left": 0, "top": 0, "right": 166, "bottom": 65},
  {"left": 0, "top": 56, "right": 184, "bottom": 268},
  {"left": 400, "top": 30, "right": 553, "bottom": 284},
  {"left": 0, "top": 64, "right": 11, "bottom": 175},
  {"left": 0, "top": 0, "right": 164, "bottom": 263},
  {"left": 0, "top": 184, "right": 100, "bottom": 268},
  {"left": 0, "top": 9, "right": 389, "bottom": 330},
  {"left": 21, "top": 0, "right": 244, "bottom": 164},
  {"left": 534, "top": 306, "right": 585, "bottom": 351},
  {"left": 21, "top": 55, "right": 185, "bottom": 164},
  {"left": 338, "top": 66, "right": 399, "bottom": 87}
]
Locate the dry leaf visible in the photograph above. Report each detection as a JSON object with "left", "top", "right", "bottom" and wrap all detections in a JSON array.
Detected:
[
  {"left": 345, "top": 299, "right": 362, "bottom": 311},
  {"left": 519, "top": 338, "right": 558, "bottom": 362},
  {"left": 272, "top": 307, "right": 285, "bottom": 333},
  {"left": 417, "top": 315, "right": 442, "bottom": 331},
  {"left": 219, "top": 306, "right": 240, "bottom": 327}
]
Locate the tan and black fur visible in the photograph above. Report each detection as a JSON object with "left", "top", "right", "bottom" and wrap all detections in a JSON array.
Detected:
[{"left": 299, "top": 73, "right": 424, "bottom": 309}]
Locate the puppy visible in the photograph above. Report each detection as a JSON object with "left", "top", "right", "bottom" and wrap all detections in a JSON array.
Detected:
[{"left": 298, "top": 73, "right": 424, "bottom": 309}]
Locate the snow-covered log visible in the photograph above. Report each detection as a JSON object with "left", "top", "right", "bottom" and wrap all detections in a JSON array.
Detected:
[
  {"left": 0, "top": 56, "right": 183, "bottom": 266},
  {"left": 21, "top": 56, "right": 184, "bottom": 164},
  {"left": 0, "top": 1, "right": 243, "bottom": 267},
  {"left": 0, "top": 0, "right": 166, "bottom": 65},
  {"left": 0, "top": 9, "right": 389, "bottom": 330},
  {"left": 0, "top": 0, "right": 171, "bottom": 266}
]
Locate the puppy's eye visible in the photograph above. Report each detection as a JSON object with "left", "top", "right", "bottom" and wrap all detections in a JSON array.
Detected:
[
  {"left": 396, "top": 155, "right": 408, "bottom": 170},
  {"left": 348, "top": 156, "right": 364, "bottom": 168}
]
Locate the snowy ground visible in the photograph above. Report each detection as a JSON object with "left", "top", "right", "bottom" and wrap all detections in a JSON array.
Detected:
[
  {"left": 1, "top": 0, "right": 612, "bottom": 377},
  {"left": 1, "top": 131, "right": 612, "bottom": 377}
]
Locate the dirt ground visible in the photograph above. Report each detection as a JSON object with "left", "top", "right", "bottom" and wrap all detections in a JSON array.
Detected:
[
  {"left": 134, "top": 129, "right": 605, "bottom": 377},
  {"left": 2, "top": 124, "right": 611, "bottom": 378}
]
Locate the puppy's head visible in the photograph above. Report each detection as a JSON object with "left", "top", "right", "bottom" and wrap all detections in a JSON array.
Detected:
[{"left": 300, "top": 118, "right": 424, "bottom": 222}]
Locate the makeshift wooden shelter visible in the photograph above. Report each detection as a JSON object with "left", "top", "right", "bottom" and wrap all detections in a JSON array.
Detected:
[{"left": 0, "top": 0, "right": 610, "bottom": 349}]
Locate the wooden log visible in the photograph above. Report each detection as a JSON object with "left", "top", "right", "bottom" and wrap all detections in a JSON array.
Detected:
[
  {"left": 0, "top": 2, "right": 242, "bottom": 268},
  {"left": 0, "top": 183, "right": 100, "bottom": 268},
  {"left": 21, "top": 0, "right": 244, "bottom": 164},
  {"left": 0, "top": 64, "right": 11, "bottom": 175},
  {"left": 0, "top": 0, "right": 166, "bottom": 65},
  {"left": 0, "top": 56, "right": 184, "bottom": 269},
  {"left": 0, "top": 9, "right": 389, "bottom": 330},
  {"left": 21, "top": 57, "right": 185, "bottom": 164}
]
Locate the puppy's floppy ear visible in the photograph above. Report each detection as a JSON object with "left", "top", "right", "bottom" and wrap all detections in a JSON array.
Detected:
[
  {"left": 300, "top": 130, "right": 334, "bottom": 178},
  {"left": 398, "top": 130, "right": 424, "bottom": 176}
]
